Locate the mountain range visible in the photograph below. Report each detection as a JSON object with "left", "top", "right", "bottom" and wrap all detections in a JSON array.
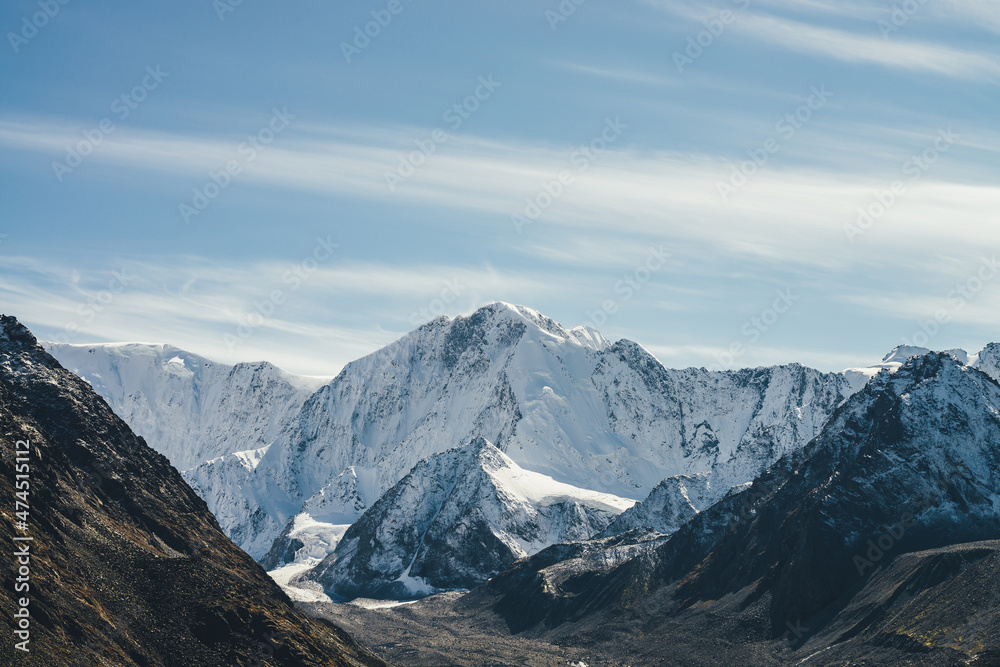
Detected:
[
  {"left": 15, "top": 303, "right": 1000, "bottom": 665},
  {"left": 44, "top": 303, "right": 1000, "bottom": 604},
  {"left": 48, "top": 303, "right": 853, "bottom": 587},
  {"left": 426, "top": 351, "right": 1000, "bottom": 665}
]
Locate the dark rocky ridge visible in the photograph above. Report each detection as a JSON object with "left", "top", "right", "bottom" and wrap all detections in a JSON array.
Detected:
[
  {"left": 325, "top": 539, "right": 1000, "bottom": 666},
  {"left": 0, "top": 315, "right": 385, "bottom": 666}
]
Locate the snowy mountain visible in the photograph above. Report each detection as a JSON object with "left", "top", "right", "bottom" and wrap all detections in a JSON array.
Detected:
[
  {"left": 470, "top": 351, "right": 1000, "bottom": 666},
  {"left": 670, "top": 352, "right": 1000, "bottom": 624},
  {"left": 45, "top": 342, "right": 326, "bottom": 471},
  {"left": 842, "top": 342, "right": 997, "bottom": 392},
  {"left": 187, "top": 302, "right": 852, "bottom": 560},
  {"left": 603, "top": 342, "right": 1000, "bottom": 542},
  {"left": 47, "top": 304, "right": 995, "bottom": 585},
  {"left": 975, "top": 342, "right": 1000, "bottom": 381},
  {"left": 302, "top": 437, "right": 635, "bottom": 599},
  {"left": 598, "top": 473, "right": 717, "bottom": 537}
]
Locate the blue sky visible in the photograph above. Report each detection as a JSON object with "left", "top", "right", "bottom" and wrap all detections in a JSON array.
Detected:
[{"left": 1, "top": 0, "right": 998, "bottom": 376}]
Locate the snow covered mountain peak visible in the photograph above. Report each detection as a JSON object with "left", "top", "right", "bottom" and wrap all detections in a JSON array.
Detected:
[
  {"left": 842, "top": 343, "right": 995, "bottom": 393},
  {"left": 45, "top": 341, "right": 325, "bottom": 471},
  {"left": 301, "top": 437, "right": 635, "bottom": 599},
  {"left": 882, "top": 344, "right": 933, "bottom": 365},
  {"left": 167, "top": 306, "right": 854, "bottom": 560},
  {"left": 43, "top": 305, "right": 852, "bottom": 572},
  {"left": 412, "top": 301, "right": 612, "bottom": 354},
  {"left": 974, "top": 342, "right": 1000, "bottom": 381}
]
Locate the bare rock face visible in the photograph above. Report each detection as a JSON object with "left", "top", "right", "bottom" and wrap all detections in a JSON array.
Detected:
[{"left": 0, "top": 315, "right": 385, "bottom": 667}]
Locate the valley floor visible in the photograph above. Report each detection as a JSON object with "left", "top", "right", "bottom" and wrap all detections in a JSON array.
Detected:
[
  {"left": 300, "top": 539, "right": 1000, "bottom": 666},
  {"left": 302, "top": 593, "right": 606, "bottom": 667}
]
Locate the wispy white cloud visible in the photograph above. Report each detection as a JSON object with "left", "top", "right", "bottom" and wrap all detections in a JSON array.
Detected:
[
  {"left": 2, "top": 116, "right": 998, "bottom": 272},
  {"left": 643, "top": 0, "right": 1000, "bottom": 80},
  {"left": 762, "top": 0, "right": 1000, "bottom": 31},
  {"left": 0, "top": 254, "right": 573, "bottom": 375},
  {"left": 936, "top": 0, "right": 1000, "bottom": 34},
  {"left": 550, "top": 60, "right": 679, "bottom": 86},
  {"left": 839, "top": 272, "right": 1000, "bottom": 329},
  {"left": 734, "top": 13, "right": 1000, "bottom": 80}
]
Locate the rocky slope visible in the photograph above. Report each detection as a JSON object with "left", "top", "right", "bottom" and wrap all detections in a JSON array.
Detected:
[
  {"left": 668, "top": 353, "right": 1000, "bottom": 625},
  {"left": 304, "top": 437, "right": 635, "bottom": 599},
  {"left": 320, "top": 539, "right": 1000, "bottom": 666},
  {"left": 0, "top": 315, "right": 384, "bottom": 667}
]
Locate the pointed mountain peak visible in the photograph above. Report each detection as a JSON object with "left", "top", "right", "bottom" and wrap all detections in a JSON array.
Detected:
[
  {"left": 472, "top": 301, "right": 571, "bottom": 335},
  {"left": 307, "top": 434, "right": 634, "bottom": 600},
  {"left": 890, "top": 349, "right": 970, "bottom": 386},
  {"left": 974, "top": 342, "right": 1000, "bottom": 382},
  {"left": 427, "top": 437, "right": 511, "bottom": 476},
  {"left": 882, "top": 344, "right": 932, "bottom": 364},
  {"left": 433, "top": 302, "right": 610, "bottom": 352},
  {"left": 0, "top": 314, "right": 39, "bottom": 350},
  {"left": 465, "top": 435, "right": 503, "bottom": 456}
]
